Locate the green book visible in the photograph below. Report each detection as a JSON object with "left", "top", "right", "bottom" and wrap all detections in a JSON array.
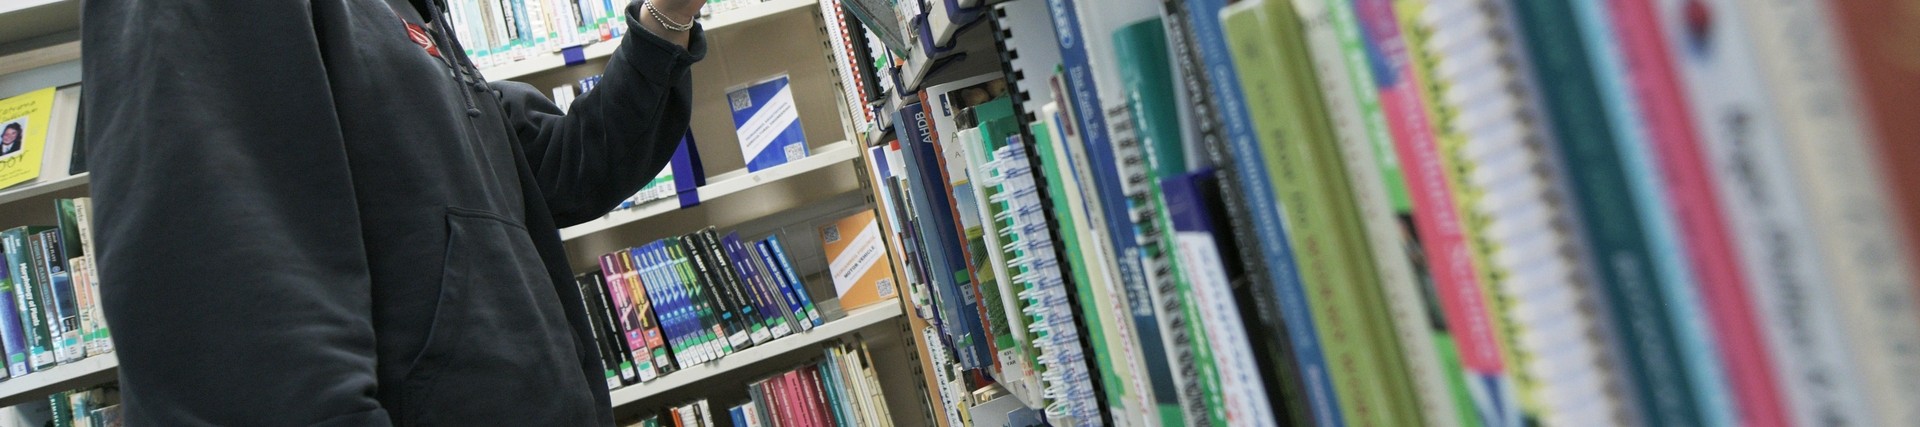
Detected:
[
  {"left": 1113, "top": 18, "right": 1226, "bottom": 426},
  {"left": 1, "top": 226, "right": 55, "bottom": 371},
  {"left": 1223, "top": 1, "right": 1423, "bottom": 425}
]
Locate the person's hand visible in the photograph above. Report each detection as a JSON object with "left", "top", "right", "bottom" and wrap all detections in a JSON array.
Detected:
[{"left": 636, "top": 0, "right": 703, "bottom": 46}]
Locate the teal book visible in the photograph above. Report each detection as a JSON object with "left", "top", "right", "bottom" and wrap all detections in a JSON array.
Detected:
[
  {"left": 1, "top": 226, "right": 54, "bottom": 371},
  {"left": 1112, "top": 17, "right": 1226, "bottom": 426}
]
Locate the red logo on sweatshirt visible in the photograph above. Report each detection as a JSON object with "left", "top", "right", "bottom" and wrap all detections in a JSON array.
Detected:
[{"left": 404, "top": 22, "right": 440, "bottom": 57}]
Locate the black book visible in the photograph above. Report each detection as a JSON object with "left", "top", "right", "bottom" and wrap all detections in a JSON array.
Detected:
[
  {"left": 578, "top": 272, "right": 639, "bottom": 386},
  {"left": 686, "top": 231, "right": 770, "bottom": 346},
  {"left": 700, "top": 227, "right": 792, "bottom": 340},
  {"left": 671, "top": 235, "right": 753, "bottom": 352}
]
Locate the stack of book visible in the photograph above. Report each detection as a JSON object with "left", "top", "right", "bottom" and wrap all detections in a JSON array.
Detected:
[
  {"left": 575, "top": 227, "right": 826, "bottom": 389},
  {"left": 0, "top": 198, "right": 112, "bottom": 383},
  {"left": 444, "top": 0, "right": 784, "bottom": 72},
  {"left": 823, "top": 0, "right": 1920, "bottom": 425}
]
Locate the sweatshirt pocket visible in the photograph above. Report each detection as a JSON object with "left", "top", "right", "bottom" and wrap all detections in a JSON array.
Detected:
[{"left": 401, "top": 207, "right": 593, "bottom": 426}]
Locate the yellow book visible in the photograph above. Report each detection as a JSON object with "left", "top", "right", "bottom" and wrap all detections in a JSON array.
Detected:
[{"left": 0, "top": 87, "right": 57, "bottom": 189}]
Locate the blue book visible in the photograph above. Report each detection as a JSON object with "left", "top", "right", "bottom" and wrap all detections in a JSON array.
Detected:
[
  {"left": 749, "top": 241, "right": 811, "bottom": 333},
  {"left": 727, "top": 75, "right": 811, "bottom": 172},
  {"left": 724, "top": 233, "right": 797, "bottom": 336},
  {"left": 893, "top": 103, "right": 992, "bottom": 369},
  {"left": 34, "top": 231, "right": 80, "bottom": 363},
  {"left": 1171, "top": 0, "right": 1343, "bottom": 424},
  {"left": 634, "top": 244, "right": 689, "bottom": 367},
  {"left": 0, "top": 256, "right": 25, "bottom": 377},
  {"left": 761, "top": 236, "right": 823, "bottom": 327}
]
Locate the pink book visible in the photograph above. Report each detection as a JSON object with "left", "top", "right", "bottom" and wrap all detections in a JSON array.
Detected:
[
  {"left": 1352, "top": 0, "right": 1505, "bottom": 376},
  {"left": 1608, "top": 0, "right": 1787, "bottom": 424}
]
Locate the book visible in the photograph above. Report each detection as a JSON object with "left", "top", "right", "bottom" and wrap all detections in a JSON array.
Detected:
[
  {"left": 739, "top": 237, "right": 806, "bottom": 335},
  {"left": 2, "top": 227, "right": 55, "bottom": 371},
  {"left": 0, "top": 244, "right": 26, "bottom": 378},
  {"left": 762, "top": 236, "right": 824, "bottom": 327},
  {"left": 700, "top": 228, "right": 786, "bottom": 341},
  {"left": 600, "top": 253, "right": 659, "bottom": 381},
  {"left": 819, "top": 211, "right": 898, "bottom": 311},
  {"left": 1508, "top": 0, "right": 1737, "bottom": 424},
  {"left": 1294, "top": 0, "right": 1466, "bottom": 424},
  {"left": 720, "top": 232, "right": 796, "bottom": 339},
  {"left": 728, "top": 75, "right": 811, "bottom": 173},
  {"left": 686, "top": 231, "right": 768, "bottom": 347},
  {"left": 1735, "top": 0, "right": 1917, "bottom": 424},
  {"left": 0, "top": 87, "right": 57, "bottom": 190},
  {"left": 668, "top": 237, "right": 739, "bottom": 356},
  {"left": 1830, "top": 0, "right": 1920, "bottom": 309},
  {"left": 1228, "top": 1, "right": 1430, "bottom": 425},
  {"left": 581, "top": 271, "right": 640, "bottom": 386}
]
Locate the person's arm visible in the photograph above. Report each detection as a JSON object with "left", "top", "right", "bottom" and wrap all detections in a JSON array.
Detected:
[
  {"left": 83, "top": 2, "right": 386, "bottom": 425},
  {"left": 496, "top": 0, "right": 707, "bottom": 226}
]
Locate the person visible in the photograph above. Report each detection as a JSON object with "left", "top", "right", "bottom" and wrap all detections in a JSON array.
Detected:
[
  {"left": 0, "top": 123, "right": 21, "bottom": 156},
  {"left": 80, "top": 0, "right": 707, "bottom": 424}
]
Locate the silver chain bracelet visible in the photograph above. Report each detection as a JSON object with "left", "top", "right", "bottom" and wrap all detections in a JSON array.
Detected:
[{"left": 644, "top": 2, "right": 696, "bottom": 32}]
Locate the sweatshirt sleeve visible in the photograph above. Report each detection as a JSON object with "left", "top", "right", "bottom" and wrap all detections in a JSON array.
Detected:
[
  {"left": 495, "top": 2, "right": 707, "bottom": 227},
  {"left": 81, "top": 2, "right": 389, "bottom": 426}
]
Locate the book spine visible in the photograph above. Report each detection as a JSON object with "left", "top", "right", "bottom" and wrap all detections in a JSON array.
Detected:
[
  {"left": 752, "top": 241, "right": 809, "bottom": 334},
  {"left": 1508, "top": 0, "right": 1733, "bottom": 425},
  {"left": 1170, "top": 0, "right": 1348, "bottom": 425},
  {"left": 1228, "top": 2, "right": 1430, "bottom": 425},
  {"left": 33, "top": 231, "right": 82, "bottom": 364},
  {"left": 1736, "top": 0, "right": 1920, "bottom": 424},
  {"left": 724, "top": 233, "right": 793, "bottom": 338},
  {"left": 690, "top": 232, "right": 763, "bottom": 347},
  {"left": 649, "top": 243, "right": 694, "bottom": 365},
  {"left": 576, "top": 273, "right": 622, "bottom": 389},
  {"left": 895, "top": 103, "right": 993, "bottom": 369},
  {"left": 763, "top": 236, "right": 823, "bottom": 327},
  {"left": 671, "top": 238, "right": 734, "bottom": 358},
  {"left": 601, "top": 254, "right": 655, "bottom": 380},
  {"left": 707, "top": 229, "right": 783, "bottom": 340},
  {"left": 630, "top": 246, "right": 681, "bottom": 372},
  {"left": 588, "top": 271, "right": 642, "bottom": 384},
  {"left": 72, "top": 199, "right": 106, "bottom": 356},
  {"left": 746, "top": 236, "right": 801, "bottom": 337},
  {"left": 1109, "top": 18, "right": 1225, "bottom": 426},
  {"left": 1298, "top": 0, "right": 1467, "bottom": 425},
  {"left": 0, "top": 242, "right": 25, "bottom": 378},
  {"left": 1351, "top": 2, "right": 1523, "bottom": 426},
  {"left": 4, "top": 229, "right": 52, "bottom": 370}
]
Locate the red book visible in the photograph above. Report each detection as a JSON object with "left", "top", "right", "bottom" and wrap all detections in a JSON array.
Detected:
[
  {"left": 1610, "top": 0, "right": 1787, "bottom": 424},
  {"left": 802, "top": 365, "right": 833, "bottom": 427},
  {"left": 1830, "top": 0, "right": 1920, "bottom": 301}
]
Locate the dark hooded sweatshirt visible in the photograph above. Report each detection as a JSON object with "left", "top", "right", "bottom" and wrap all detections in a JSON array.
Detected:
[{"left": 79, "top": 0, "right": 703, "bottom": 424}]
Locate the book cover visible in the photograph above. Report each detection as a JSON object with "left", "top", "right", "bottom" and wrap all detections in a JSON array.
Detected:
[
  {"left": 762, "top": 236, "right": 824, "bottom": 327},
  {"left": 627, "top": 246, "right": 683, "bottom": 372},
  {"left": 738, "top": 235, "right": 801, "bottom": 336},
  {"left": 583, "top": 271, "right": 641, "bottom": 385},
  {"left": 54, "top": 199, "right": 106, "bottom": 360},
  {"left": 647, "top": 242, "right": 708, "bottom": 365},
  {"left": 819, "top": 211, "right": 897, "bottom": 311},
  {"left": 0, "top": 87, "right": 56, "bottom": 189},
  {"left": 893, "top": 103, "right": 992, "bottom": 369},
  {"left": 728, "top": 75, "right": 810, "bottom": 172}
]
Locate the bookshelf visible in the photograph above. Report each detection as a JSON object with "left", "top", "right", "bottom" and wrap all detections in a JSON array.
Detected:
[
  {"left": 0, "top": 173, "right": 83, "bottom": 208},
  {"left": 560, "top": 140, "right": 860, "bottom": 241},
  {"left": 478, "top": 0, "right": 818, "bottom": 81},
  {"left": 0, "top": 355, "right": 114, "bottom": 408},
  {"left": 607, "top": 302, "right": 901, "bottom": 407}
]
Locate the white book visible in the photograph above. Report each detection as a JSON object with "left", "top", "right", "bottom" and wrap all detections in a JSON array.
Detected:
[{"left": 1730, "top": 0, "right": 1920, "bottom": 425}]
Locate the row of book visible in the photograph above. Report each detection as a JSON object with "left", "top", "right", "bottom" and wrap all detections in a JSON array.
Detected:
[
  {"left": 444, "top": 0, "right": 787, "bottom": 72},
  {"left": 0, "top": 198, "right": 111, "bottom": 382},
  {"left": 0, "top": 383, "right": 121, "bottom": 427},
  {"left": 574, "top": 226, "right": 832, "bottom": 389},
  {"left": 623, "top": 341, "right": 896, "bottom": 427},
  {"left": 823, "top": 0, "right": 1920, "bottom": 425}
]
